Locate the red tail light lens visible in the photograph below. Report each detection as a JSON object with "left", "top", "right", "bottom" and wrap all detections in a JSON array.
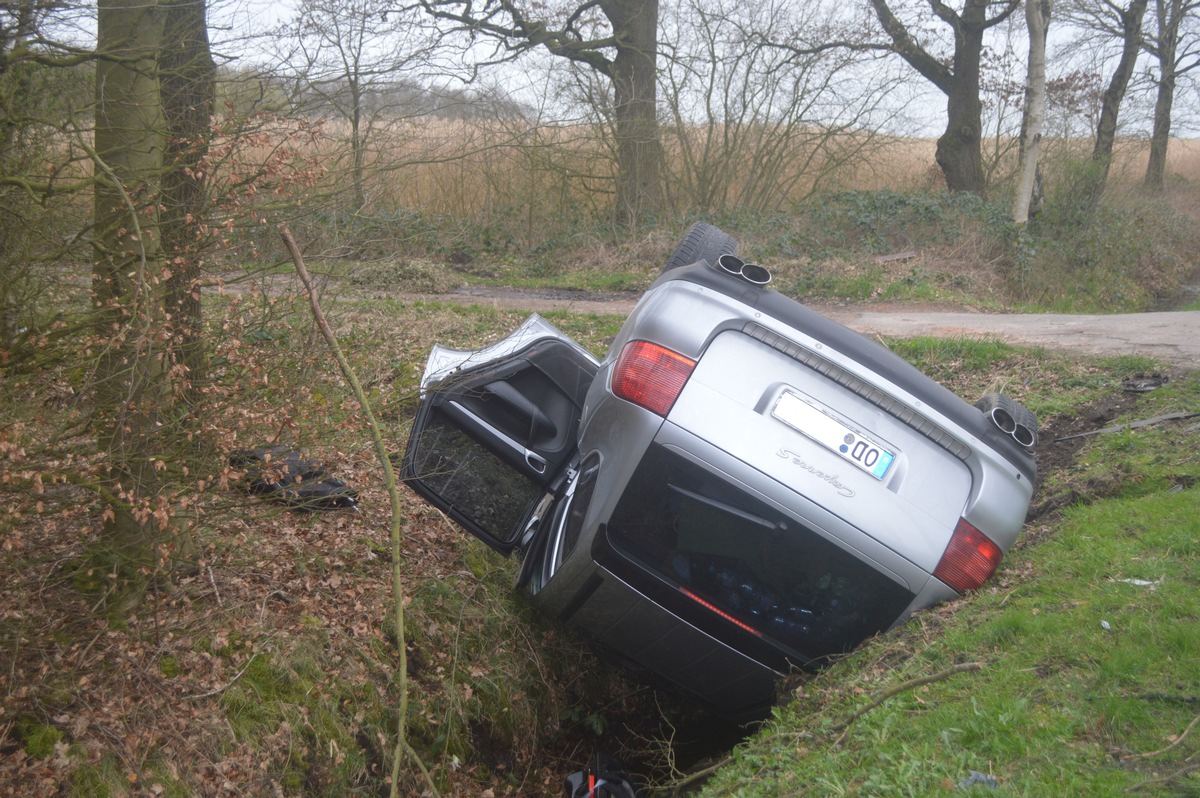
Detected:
[
  {"left": 933, "top": 518, "right": 1003, "bottom": 594},
  {"left": 612, "top": 340, "right": 696, "bottom": 417}
]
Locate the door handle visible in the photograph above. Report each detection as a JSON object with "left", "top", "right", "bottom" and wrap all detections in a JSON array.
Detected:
[{"left": 446, "top": 400, "right": 552, "bottom": 478}]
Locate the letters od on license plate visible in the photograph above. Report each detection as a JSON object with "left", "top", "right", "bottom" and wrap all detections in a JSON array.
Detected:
[{"left": 772, "top": 391, "right": 896, "bottom": 480}]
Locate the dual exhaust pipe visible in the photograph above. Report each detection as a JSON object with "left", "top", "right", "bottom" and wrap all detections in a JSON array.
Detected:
[
  {"left": 716, "top": 254, "right": 772, "bottom": 286},
  {"left": 977, "top": 393, "right": 1038, "bottom": 448}
]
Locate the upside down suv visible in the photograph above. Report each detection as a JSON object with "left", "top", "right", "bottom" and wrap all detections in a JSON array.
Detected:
[{"left": 402, "top": 223, "right": 1037, "bottom": 720}]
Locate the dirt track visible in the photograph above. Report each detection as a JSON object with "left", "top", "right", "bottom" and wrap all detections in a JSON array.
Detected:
[{"left": 396, "top": 287, "right": 1200, "bottom": 368}]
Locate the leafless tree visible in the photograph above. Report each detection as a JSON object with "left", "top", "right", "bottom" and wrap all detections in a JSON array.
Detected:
[
  {"left": 868, "top": 0, "right": 1022, "bottom": 195},
  {"left": 419, "top": 0, "right": 663, "bottom": 226},
  {"left": 1, "top": 0, "right": 93, "bottom": 350},
  {"left": 1061, "top": 0, "right": 1151, "bottom": 200},
  {"left": 1142, "top": 0, "right": 1200, "bottom": 190},
  {"left": 1015, "top": 0, "right": 1051, "bottom": 224},
  {"left": 277, "top": 0, "right": 443, "bottom": 214},
  {"left": 659, "top": 0, "right": 903, "bottom": 213}
]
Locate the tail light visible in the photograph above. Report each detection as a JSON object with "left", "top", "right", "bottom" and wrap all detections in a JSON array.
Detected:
[
  {"left": 933, "top": 518, "right": 1002, "bottom": 594},
  {"left": 612, "top": 340, "right": 696, "bottom": 417}
]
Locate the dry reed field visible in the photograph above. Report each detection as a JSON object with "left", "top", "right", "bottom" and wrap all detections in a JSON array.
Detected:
[{"left": 242, "top": 116, "right": 1200, "bottom": 225}]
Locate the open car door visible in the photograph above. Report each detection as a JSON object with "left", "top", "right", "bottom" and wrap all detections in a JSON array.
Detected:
[{"left": 402, "top": 315, "right": 600, "bottom": 555}]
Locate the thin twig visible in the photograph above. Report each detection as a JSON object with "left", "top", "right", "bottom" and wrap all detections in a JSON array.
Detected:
[
  {"left": 207, "top": 565, "right": 222, "bottom": 607},
  {"left": 183, "top": 654, "right": 258, "bottom": 700},
  {"left": 831, "top": 662, "right": 984, "bottom": 745},
  {"left": 280, "top": 225, "right": 437, "bottom": 798},
  {"left": 1126, "top": 712, "right": 1200, "bottom": 760},
  {"left": 258, "top": 590, "right": 291, "bottom": 626},
  {"left": 671, "top": 755, "right": 734, "bottom": 794}
]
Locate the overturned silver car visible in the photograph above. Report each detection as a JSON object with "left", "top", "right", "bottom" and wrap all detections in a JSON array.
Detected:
[{"left": 403, "top": 223, "right": 1036, "bottom": 719}]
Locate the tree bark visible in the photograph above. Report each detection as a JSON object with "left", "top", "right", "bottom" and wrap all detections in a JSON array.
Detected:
[
  {"left": 1015, "top": 0, "right": 1051, "bottom": 224},
  {"left": 1092, "top": 0, "right": 1150, "bottom": 196},
  {"left": 93, "top": 0, "right": 170, "bottom": 568},
  {"left": 1144, "top": 51, "right": 1176, "bottom": 192},
  {"left": 1143, "top": 0, "right": 1188, "bottom": 192},
  {"left": 160, "top": 0, "right": 215, "bottom": 400},
  {"left": 603, "top": 0, "right": 663, "bottom": 226}
]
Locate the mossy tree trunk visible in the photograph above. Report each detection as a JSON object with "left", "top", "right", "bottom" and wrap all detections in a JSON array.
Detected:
[{"left": 92, "top": 0, "right": 173, "bottom": 576}]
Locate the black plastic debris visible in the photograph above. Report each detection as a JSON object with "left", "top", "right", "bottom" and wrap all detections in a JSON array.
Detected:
[
  {"left": 564, "top": 753, "right": 640, "bottom": 798},
  {"left": 229, "top": 446, "right": 358, "bottom": 511},
  {"left": 1122, "top": 373, "right": 1169, "bottom": 392}
]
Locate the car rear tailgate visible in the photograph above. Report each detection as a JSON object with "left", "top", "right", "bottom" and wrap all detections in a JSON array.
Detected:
[{"left": 668, "top": 329, "right": 972, "bottom": 572}]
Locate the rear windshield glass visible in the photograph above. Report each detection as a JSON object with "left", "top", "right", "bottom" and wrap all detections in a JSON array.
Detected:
[{"left": 607, "top": 445, "right": 913, "bottom": 659}]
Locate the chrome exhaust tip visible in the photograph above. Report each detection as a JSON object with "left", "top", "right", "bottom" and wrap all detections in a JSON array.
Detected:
[
  {"left": 976, "top": 393, "right": 1038, "bottom": 448},
  {"left": 717, "top": 254, "right": 772, "bottom": 285}
]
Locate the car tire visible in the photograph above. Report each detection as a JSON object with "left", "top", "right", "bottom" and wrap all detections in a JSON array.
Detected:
[{"left": 662, "top": 222, "right": 738, "bottom": 274}]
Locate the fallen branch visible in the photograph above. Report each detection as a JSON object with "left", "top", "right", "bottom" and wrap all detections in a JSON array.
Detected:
[
  {"left": 1055, "top": 413, "right": 1200, "bottom": 442},
  {"left": 1126, "top": 711, "right": 1200, "bottom": 760},
  {"left": 831, "top": 662, "right": 984, "bottom": 745},
  {"left": 280, "top": 225, "right": 437, "bottom": 798}
]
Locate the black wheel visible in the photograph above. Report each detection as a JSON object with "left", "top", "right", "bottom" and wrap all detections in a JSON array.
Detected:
[{"left": 662, "top": 222, "right": 738, "bottom": 274}]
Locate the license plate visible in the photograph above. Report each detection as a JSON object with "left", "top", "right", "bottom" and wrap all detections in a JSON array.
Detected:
[{"left": 772, "top": 391, "right": 896, "bottom": 480}]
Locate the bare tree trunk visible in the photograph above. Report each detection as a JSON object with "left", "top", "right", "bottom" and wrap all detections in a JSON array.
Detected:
[
  {"left": 160, "top": 0, "right": 215, "bottom": 401},
  {"left": 938, "top": 69, "right": 986, "bottom": 194},
  {"left": 604, "top": 0, "right": 663, "bottom": 226},
  {"left": 93, "top": 0, "right": 170, "bottom": 570},
  {"left": 1144, "top": 60, "right": 1176, "bottom": 191},
  {"left": 869, "top": 0, "right": 1020, "bottom": 195},
  {"left": 1091, "top": 0, "right": 1150, "bottom": 201},
  {"left": 1015, "top": 0, "right": 1051, "bottom": 224},
  {"left": 350, "top": 76, "right": 367, "bottom": 212},
  {"left": 1143, "top": 0, "right": 1186, "bottom": 192}
]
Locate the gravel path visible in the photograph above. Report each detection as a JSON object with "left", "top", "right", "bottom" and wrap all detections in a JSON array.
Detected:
[{"left": 396, "top": 288, "right": 1200, "bottom": 369}]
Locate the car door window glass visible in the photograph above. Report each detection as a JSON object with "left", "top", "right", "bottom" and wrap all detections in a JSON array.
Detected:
[{"left": 408, "top": 409, "right": 543, "bottom": 544}]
